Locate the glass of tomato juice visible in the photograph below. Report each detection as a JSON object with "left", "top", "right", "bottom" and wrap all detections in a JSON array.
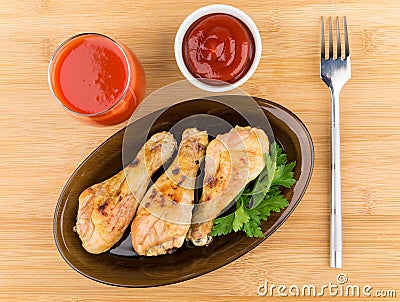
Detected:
[{"left": 48, "top": 33, "right": 146, "bottom": 126}]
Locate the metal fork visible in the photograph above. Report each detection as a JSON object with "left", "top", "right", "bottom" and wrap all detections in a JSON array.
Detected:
[{"left": 320, "top": 16, "right": 351, "bottom": 269}]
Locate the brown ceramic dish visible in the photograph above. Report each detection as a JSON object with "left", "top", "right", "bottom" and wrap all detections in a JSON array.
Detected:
[{"left": 53, "top": 96, "right": 314, "bottom": 287}]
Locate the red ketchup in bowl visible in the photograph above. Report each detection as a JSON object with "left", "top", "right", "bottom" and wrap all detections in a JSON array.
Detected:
[{"left": 182, "top": 13, "right": 255, "bottom": 85}]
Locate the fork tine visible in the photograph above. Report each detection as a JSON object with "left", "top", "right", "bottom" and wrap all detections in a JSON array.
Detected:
[
  {"left": 344, "top": 16, "right": 350, "bottom": 57},
  {"left": 336, "top": 17, "right": 341, "bottom": 59},
  {"left": 321, "top": 16, "right": 325, "bottom": 59},
  {"left": 329, "top": 17, "right": 333, "bottom": 58}
]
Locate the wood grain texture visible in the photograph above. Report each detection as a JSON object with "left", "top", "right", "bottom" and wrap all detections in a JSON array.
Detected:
[{"left": 1, "top": 0, "right": 399, "bottom": 301}]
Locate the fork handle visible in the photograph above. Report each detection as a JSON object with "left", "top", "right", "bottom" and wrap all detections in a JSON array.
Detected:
[{"left": 330, "top": 89, "right": 342, "bottom": 268}]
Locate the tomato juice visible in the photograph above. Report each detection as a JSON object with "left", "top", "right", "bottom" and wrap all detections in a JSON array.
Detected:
[{"left": 49, "top": 33, "right": 145, "bottom": 125}]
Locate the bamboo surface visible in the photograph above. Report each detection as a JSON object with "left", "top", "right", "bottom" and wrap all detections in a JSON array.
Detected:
[{"left": 1, "top": 0, "right": 399, "bottom": 301}]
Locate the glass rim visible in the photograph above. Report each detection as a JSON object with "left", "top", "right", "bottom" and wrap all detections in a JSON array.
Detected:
[{"left": 47, "top": 32, "right": 132, "bottom": 117}]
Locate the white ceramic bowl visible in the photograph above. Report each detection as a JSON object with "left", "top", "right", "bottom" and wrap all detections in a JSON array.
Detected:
[{"left": 174, "top": 4, "right": 262, "bottom": 92}]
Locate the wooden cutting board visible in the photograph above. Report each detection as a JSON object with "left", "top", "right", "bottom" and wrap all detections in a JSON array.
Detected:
[{"left": 1, "top": 0, "right": 399, "bottom": 301}]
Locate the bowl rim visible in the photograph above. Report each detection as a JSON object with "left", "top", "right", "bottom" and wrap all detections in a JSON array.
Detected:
[{"left": 174, "top": 4, "right": 262, "bottom": 92}]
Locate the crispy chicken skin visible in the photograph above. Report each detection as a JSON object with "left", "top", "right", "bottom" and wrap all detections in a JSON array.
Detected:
[
  {"left": 187, "top": 126, "right": 269, "bottom": 246},
  {"left": 131, "top": 128, "right": 208, "bottom": 256},
  {"left": 75, "top": 132, "right": 177, "bottom": 254}
]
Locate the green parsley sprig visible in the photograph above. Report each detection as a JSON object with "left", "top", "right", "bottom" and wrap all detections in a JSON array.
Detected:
[{"left": 211, "top": 143, "right": 296, "bottom": 238}]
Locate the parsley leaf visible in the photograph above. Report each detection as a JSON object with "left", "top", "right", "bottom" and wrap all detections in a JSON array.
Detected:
[
  {"left": 211, "top": 143, "right": 296, "bottom": 238},
  {"left": 232, "top": 202, "right": 250, "bottom": 231},
  {"left": 255, "top": 195, "right": 289, "bottom": 220},
  {"left": 242, "top": 208, "right": 263, "bottom": 237},
  {"left": 275, "top": 143, "right": 287, "bottom": 166},
  {"left": 243, "top": 218, "right": 264, "bottom": 237},
  {"left": 271, "top": 161, "right": 296, "bottom": 188},
  {"left": 248, "top": 153, "right": 276, "bottom": 209},
  {"left": 211, "top": 213, "right": 235, "bottom": 236}
]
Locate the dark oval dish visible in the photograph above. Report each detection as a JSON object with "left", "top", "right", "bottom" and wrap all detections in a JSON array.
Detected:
[{"left": 53, "top": 96, "right": 314, "bottom": 287}]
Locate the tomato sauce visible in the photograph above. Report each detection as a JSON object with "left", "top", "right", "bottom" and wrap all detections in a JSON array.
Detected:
[{"left": 182, "top": 13, "right": 255, "bottom": 85}]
